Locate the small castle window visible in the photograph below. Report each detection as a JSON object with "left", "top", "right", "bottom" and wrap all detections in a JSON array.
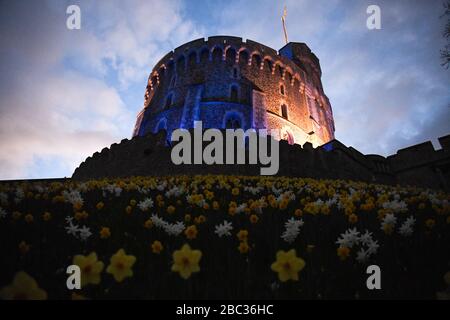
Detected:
[
  {"left": 232, "top": 67, "right": 239, "bottom": 79},
  {"left": 280, "top": 84, "right": 285, "bottom": 95},
  {"left": 281, "top": 104, "right": 288, "bottom": 120},
  {"left": 230, "top": 85, "right": 238, "bottom": 102},
  {"left": 265, "top": 60, "right": 272, "bottom": 73},
  {"left": 165, "top": 94, "right": 173, "bottom": 109}
]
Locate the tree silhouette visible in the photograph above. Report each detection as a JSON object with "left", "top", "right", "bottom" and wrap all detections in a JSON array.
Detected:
[{"left": 441, "top": 1, "right": 450, "bottom": 68}]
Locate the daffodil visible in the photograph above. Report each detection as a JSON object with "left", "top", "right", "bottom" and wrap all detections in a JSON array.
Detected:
[
  {"left": 0, "top": 271, "right": 47, "bottom": 300},
  {"left": 73, "top": 252, "right": 104, "bottom": 286},
  {"left": 42, "top": 212, "right": 51, "bottom": 221},
  {"left": 238, "top": 241, "right": 249, "bottom": 254},
  {"left": 337, "top": 246, "right": 350, "bottom": 261},
  {"left": 250, "top": 214, "right": 259, "bottom": 224},
  {"left": 167, "top": 205, "right": 175, "bottom": 214},
  {"left": 144, "top": 219, "right": 153, "bottom": 229},
  {"left": 237, "top": 230, "right": 248, "bottom": 242},
  {"left": 271, "top": 249, "right": 305, "bottom": 282},
  {"left": 99, "top": 227, "right": 111, "bottom": 239},
  {"left": 151, "top": 240, "right": 163, "bottom": 254},
  {"left": 171, "top": 244, "right": 202, "bottom": 279},
  {"left": 348, "top": 213, "right": 358, "bottom": 224},
  {"left": 106, "top": 249, "right": 136, "bottom": 282},
  {"left": 185, "top": 225, "right": 198, "bottom": 239}
]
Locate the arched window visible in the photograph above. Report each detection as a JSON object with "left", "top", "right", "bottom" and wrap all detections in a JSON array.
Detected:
[
  {"left": 224, "top": 113, "right": 242, "bottom": 129},
  {"left": 212, "top": 47, "right": 223, "bottom": 62},
  {"left": 165, "top": 93, "right": 173, "bottom": 109},
  {"left": 176, "top": 56, "right": 185, "bottom": 74},
  {"left": 239, "top": 50, "right": 249, "bottom": 66},
  {"left": 281, "top": 104, "right": 288, "bottom": 120},
  {"left": 188, "top": 51, "right": 197, "bottom": 67},
  {"left": 230, "top": 85, "right": 238, "bottom": 102},
  {"left": 252, "top": 54, "right": 261, "bottom": 68},
  {"left": 280, "top": 84, "right": 285, "bottom": 95},
  {"left": 226, "top": 48, "right": 236, "bottom": 64},
  {"left": 200, "top": 48, "right": 209, "bottom": 63},
  {"left": 277, "top": 65, "right": 284, "bottom": 78}
]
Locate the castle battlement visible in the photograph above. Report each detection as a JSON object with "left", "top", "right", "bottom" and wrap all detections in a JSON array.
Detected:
[
  {"left": 134, "top": 36, "right": 335, "bottom": 148},
  {"left": 72, "top": 131, "right": 450, "bottom": 191}
]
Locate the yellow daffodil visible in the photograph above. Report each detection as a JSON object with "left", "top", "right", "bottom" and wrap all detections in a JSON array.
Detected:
[
  {"left": 238, "top": 241, "right": 249, "bottom": 254},
  {"left": 75, "top": 211, "right": 88, "bottom": 221},
  {"left": 125, "top": 205, "right": 132, "bottom": 214},
  {"left": 171, "top": 244, "right": 202, "bottom": 279},
  {"left": 144, "top": 219, "right": 153, "bottom": 229},
  {"left": 0, "top": 272, "right": 47, "bottom": 300},
  {"left": 250, "top": 214, "right": 259, "bottom": 224},
  {"left": 73, "top": 252, "right": 104, "bottom": 286},
  {"left": 151, "top": 241, "right": 163, "bottom": 254},
  {"left": 96, "top": 201, "right": 104, "bottom": 210},
  {"left": 106, "top": 249, "right": 136, "bottom": 282},
  {"left": 100, "top": 227, "right": 111, "bottom": 239},
  {"left": 271, "top": 249, "right": 306, "bottom": 282},
  {"left": 42, "top": 212, "right": 51, "bottom": 221},
  {"left": 73, "top": 201, "right": 83, "bottom": 211},
  {"left": 167, "top": 205, "right": 175, "bottom": 214},
  {"left": 348, "top": 213, "right": 358, "bottom": 224},
  {"left": 237, "top": 230, "right": 248, "bottom": 242},
  {"left": 185, "top": 225, "right": 198, "bottom": 240},
  {"left": 337, "top": 246, "right": 350, "bottom": 261}
]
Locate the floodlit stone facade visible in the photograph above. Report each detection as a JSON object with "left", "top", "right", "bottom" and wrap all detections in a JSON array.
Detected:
[{"left": 132, "top": 36, "right": 335, "bottom": 147}]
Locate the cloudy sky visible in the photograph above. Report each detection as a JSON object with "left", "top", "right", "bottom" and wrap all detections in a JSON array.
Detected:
[{"left": 0, "top": 0, "right": 449, "bottom": 179}]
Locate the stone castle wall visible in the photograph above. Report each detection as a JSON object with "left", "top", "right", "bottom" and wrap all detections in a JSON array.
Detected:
[
  {"left": 133, "top": 36, "right": 335, "bottom": 147},
  {"left": 72, "top": 131, "right": 450, "bottom": 191}
]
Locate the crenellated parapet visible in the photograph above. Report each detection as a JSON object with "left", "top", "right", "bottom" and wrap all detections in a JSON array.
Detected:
[{"left": 73, "top": 130, "right": 450, "bottom": 191}]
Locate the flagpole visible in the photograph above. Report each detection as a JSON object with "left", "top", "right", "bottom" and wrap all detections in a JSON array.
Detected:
[{"left": 282, "top": 5, "right": 288, "bottom": 44}]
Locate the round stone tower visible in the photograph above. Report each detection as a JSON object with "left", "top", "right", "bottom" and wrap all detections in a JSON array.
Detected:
[{"left": 133, "top": 36, "right": 335, "bottom": 147}]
